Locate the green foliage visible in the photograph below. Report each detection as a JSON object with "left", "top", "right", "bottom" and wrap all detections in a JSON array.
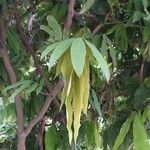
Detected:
[
  {"left": 133, "top": 113, "right": 150, "bottom": 150},
  {"left": 1, "top": 0, "right": 150, "bottom": 149},
  {"left": 112, "top": 113, "right": 134, "bottom": 150},
  {"left": 79, "top": 0, "right": 95, "bottom": 15},
  {"left": 45, "top": 126, "right": 57, "bottom": 150},
  {"left": 71, "top": 38, "right": 86, "bottom": 77}
]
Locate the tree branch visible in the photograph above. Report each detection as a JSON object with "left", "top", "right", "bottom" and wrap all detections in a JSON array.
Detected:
[
  {"left": 65, "top": 0, "right": 76, "bottom": 31},
  {"left": 14, "top": 5, "right": 66, "bottom": 124},
  {"left": 24, "top": 80, "right": 64, "bottom": 137},
  {"left": 0, "top": 16, "right": 25, "bottom": 150}
]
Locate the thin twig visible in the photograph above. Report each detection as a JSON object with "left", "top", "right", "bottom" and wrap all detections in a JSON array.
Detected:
[{"left": 92, "top": 13, "right": 110, "bottom": 35}]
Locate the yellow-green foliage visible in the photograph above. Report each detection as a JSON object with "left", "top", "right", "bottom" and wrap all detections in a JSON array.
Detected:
[
  {"left": 41, "top": 37, "right": 110, "bottom": 144},
  {"left": 57, "top": 51, "right": 90, "bottom": 143}
]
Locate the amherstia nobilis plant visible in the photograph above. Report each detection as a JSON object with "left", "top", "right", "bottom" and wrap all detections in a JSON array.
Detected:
[{"left": 41, "top": 18, "right": 110, "bottom": 143}]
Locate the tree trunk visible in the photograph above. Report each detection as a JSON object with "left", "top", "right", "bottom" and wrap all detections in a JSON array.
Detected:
[{"left": 17, "top": 135, "right": 26, "bottom": 150}]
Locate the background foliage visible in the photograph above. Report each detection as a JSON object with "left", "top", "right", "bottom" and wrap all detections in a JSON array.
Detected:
[{"left": 1, "top": 0, "right": 150, "bottom": 150}]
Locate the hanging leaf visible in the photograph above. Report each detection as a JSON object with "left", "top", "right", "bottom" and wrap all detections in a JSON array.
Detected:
[
  {"left": 112, "top": 113, "right": 135, "bottom": 150},
  {"left": 85, "top": 40, "right": 110, "bottom": 82},
  {"left": 133, "top": 113, "right": 150, "bottom": 150},
  {"left": 60, "top": 52, "right": 73, "bottom": 108},
  {"left": 79, "top": 0, "right": 95, "bottom": 15},
  {"left": 82, "top": 59, "right": 90, "bottom": 115},
  {"left": 65, "top": 93, "right": 73, "bottom": 144},
  {"left": 48, "top": 39, "right": 72, "bottom": 70},
  {"left": 73, "top": 73, "right": 85, "bottom": 143},
  {"left": 71, "top": 38, "right": 86, "bottom": 77}
]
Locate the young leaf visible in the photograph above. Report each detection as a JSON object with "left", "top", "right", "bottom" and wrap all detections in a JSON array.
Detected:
[
  {"left": 41, "top": 42, "right": 60, "bottom": 60},
  {"left": 133, "top": 113, "right": 150, "bottom": 150},
  {"left": 79, "top": 0, "right": 95, "bottom": 15},
  {"left": 112, "top": 113, "right": 135, "bottom": 150},
  {"left": 73, "top": 73, "right": 85, "bottom": 143},
  {"left": 85, "top": 40, "right": 110, "bottom": 82},
  {"left": 71, "top": 38, "right": 86, "bottom": 77},
  {"left": 47, "top": 15, "right": 62, "bottom": 41},
  {"left": 82, "top": 59, "right": 90, "bottom": 115},
  {"left": 48, "top": 39, "right": 72, "bottom": 70},
  {"left": 65, "top": 93, "right": 73, "bottom": 144},
  {"left": 60, "top": 52, "right": 73, "bottom": 108}
]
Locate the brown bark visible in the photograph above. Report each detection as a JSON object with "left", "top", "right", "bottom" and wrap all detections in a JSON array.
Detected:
[
  {"left": 37, "top": 118, "right": 45, "bottom": 150},
  {"left": 24, "top": 81, "right": 63, "bottom": 137},
  {"left": 0, "top": 14, "right": 63, "bottom": 149},
  {"left": 14, "top": 3, "right": 66, "bottom": 125},
  {"left": 0, "top": 16, "right": 25, "bottom": 150},
  {"left": 65, "top": 0, "right": 76, "bottom": 31}
]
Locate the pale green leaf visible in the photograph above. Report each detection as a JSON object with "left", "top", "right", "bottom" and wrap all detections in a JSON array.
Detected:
[
  {"left": 142, "top": 0, "right": 148, "bottom": 9},
  {"left": 41, "top": 42, "right": 60, "bottom": 60},
  {"left": 48, "top": 39, "right": 72, "bottom": 70},
  {"left": 40, "top": 25, "right": 54, "bottom": 36},
  {"left": 3, "top": 80, "right": 32, "bottom": 92},
  {"left": 133, "top": 113, "right": 150, "bottom": 150},
  {"left": 112, "top": 113, "right": 135, "bottom": 150},
  {"left": 85, "top": 40, "right": 110, "bottom": 82},
  {"left": 71, "top": 38, "right": 86, "bottom": 77},
  {"left": 65, "top": 94, "right": 73, "bottom": 144},
  {"left": 79, "top": 0, "right": 95, "bottom": 15},
  {"left": 91, "top": 89, "right": 102, "bottom": 118},
  {"left": 47, "top": 15, "right": 62, "bottom": 41},
  {"left": 133, "top": 11, "right": 143, "bottom": 22}
]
